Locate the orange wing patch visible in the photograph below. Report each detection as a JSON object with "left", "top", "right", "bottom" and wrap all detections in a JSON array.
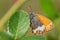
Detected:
[{"left": 36, "top": 14, "right": 54, "bottom": 31}]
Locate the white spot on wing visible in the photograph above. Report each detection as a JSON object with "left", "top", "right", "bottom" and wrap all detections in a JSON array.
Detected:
[{"left": 33, "top": 25, "right": 45, "bottom": 33}]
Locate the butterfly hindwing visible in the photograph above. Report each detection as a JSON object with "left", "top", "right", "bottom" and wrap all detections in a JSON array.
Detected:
[{"left": 29, "top": 12, "right": 46, "bottom": 34}]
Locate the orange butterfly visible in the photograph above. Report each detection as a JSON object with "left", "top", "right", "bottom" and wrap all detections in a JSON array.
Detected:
[
  {"left": 29, "top": 12, "right": 54, "bottom": 34},
  {"left": 27, "top": 6, "right": 54, "bottom": 34}
]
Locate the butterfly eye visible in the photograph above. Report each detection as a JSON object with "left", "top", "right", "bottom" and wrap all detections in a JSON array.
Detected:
[
  {"left": 47, "top": 22, "right": 54, "bottom": 31},
  {"left": 49, "top": 22, "right": 53, "bottom": 27},
  {"left": 50, "top": 24, "right": 52, "bottom": 27}
]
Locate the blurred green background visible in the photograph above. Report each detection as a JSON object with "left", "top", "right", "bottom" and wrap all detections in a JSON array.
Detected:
[{"left": 0, "top": 0, "right": 60, "bottom": 40}]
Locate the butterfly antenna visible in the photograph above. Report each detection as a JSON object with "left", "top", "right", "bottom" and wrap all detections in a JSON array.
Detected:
[
  {"left": 25, "top": 5, "right": 35, "bottom": 16},
  {"left": 28, "top": 5, "right": 36, "bottom": 16},
  {"left": 29, "top": 5, "right": 33, "bottom": 12},
  {"left": 26, "top": 5, "right": 33, "bottom": 12}
]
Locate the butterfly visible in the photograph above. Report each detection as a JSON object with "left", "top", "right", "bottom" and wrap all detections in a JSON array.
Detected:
[{"left": 29, "top": 12, "right": 54, "bottom": 34}]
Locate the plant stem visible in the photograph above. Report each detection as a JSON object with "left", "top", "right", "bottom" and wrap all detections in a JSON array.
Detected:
[{"left": 0, "top": 0, "right": 27, "bottom": 30}]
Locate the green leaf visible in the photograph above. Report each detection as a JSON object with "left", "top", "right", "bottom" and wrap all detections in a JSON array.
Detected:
[
  {"left": 8, "top": 10, "right": 30, "bottom": 39},
  {"left": 0, "top": 31, "right": 13, "bottom": 40},
  {"left": 21, "top": 35, "right": 45, "bottom": 40},
  {"left": 39, "top": 0, "right": 58, "bottom": 20}
]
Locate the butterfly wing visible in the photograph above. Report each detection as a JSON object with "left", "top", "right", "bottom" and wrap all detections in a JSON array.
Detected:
[
  {"left": 29, "top": 12, "right": 46, "bottom": 34},
  {"left": 36, "top": 13, "right": 54, "bottom": 31}
]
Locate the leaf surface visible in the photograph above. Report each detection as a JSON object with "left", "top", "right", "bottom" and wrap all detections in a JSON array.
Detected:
[
  {"left": 8, "top": 10, "right": 30, "bottom": 39},
  {"left": 21, "top": 35, "right": 45, "bottom": 40}
]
